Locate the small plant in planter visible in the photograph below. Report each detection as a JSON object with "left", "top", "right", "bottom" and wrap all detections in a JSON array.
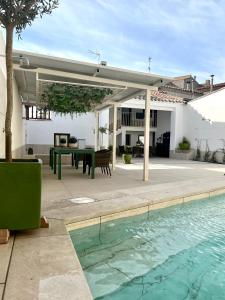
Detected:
[
  {"left": 59, "top": 138, "right": 67, "bottom": 147},
  {"left": 69, "top": 136, "right": 78, "bottom": 148},
  {"left": 123, "top": 146, "right": 132, "bottom": 164},
  {"left": 99, "top": 127, "right": 108, "bottom": 148},
  {"left": 179, "top": 137, "right": 191, "bottom": 151}
]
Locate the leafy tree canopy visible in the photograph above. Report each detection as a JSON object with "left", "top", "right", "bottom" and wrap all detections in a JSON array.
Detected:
[
  {"left": 0, "top": 0, "right": 58, "bottom": 34},
  {"left": 41, "top": 83, "right": 113, "bottom": 115}
]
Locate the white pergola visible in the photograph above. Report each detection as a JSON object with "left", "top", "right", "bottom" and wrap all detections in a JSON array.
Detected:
[{"left": 13, "top": 50, "right": 172, "bottom": 181}]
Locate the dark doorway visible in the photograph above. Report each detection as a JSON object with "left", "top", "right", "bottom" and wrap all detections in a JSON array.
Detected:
[
  {"left": 125, "top": 134, "right": 131, "bottom": 146},
  {"left": 156, "top": 131, "right": 170, "bottom": 157}
]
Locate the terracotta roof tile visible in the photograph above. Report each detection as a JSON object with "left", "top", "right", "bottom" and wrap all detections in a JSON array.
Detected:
[{"left": 151, "top": 91, "right": 184, "bottom": 103}]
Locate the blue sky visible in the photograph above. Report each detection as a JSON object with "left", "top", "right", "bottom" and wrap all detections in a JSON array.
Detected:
[{"left": 12, "top": 0, "right": 225, "bottom": 83}]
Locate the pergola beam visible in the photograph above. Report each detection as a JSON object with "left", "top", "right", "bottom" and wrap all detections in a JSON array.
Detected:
[{"left": 13, "top": 64, "right": 155, "bottom": 90}]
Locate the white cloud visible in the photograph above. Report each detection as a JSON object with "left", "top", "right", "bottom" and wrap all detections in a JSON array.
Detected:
[{"left": 11, "top": 0, "right": 225, "bottom": 83}]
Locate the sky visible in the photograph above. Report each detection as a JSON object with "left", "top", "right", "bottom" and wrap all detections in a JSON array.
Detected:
[{"left": 10, "top": 0, "right": 225, "bottom": 83}]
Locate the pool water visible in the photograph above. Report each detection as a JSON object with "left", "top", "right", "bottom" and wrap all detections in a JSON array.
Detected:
[{"left": 70, "top": 194, "right": 225, "bottom": 299}]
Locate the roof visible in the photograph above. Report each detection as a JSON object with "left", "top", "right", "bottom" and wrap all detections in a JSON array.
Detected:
[
  {"left": 173, "top": 75, "right": 193, "bottom": 81},
  {"left": 196, "top": 82, "right": 225, "bottom": 93},
  {"left": 135, "top": 90, "right": 184, "bottom": 103},
  {"left": 13, "top": 50, "right": 172, "bottom": 108},
  {"left": 151, "top": 91, "right": 184, "bottom": 103},
  {"left": 161, "top": 84, "right": 202, "bottom": 94}
]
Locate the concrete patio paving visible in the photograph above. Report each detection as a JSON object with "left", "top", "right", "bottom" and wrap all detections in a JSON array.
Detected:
[
  {"left": 42, "top": 158, "right": 225, "bottom": 223},
  {"left": 1, "top": 158, "right": 225, "bottom": 300}
]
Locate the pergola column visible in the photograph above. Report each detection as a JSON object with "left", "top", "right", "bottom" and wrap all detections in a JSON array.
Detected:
[
  {"left": 112, "top": 104, "right": 117, "bottom": 170},
  {"left": 143, "top": 88, "right": 151, "bottom": 181},
  {"left": 95, "top": 111, "right": 100, "bottom": 151}
]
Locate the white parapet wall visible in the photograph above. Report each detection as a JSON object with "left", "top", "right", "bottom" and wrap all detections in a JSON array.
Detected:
[
  {"left": 184, "top": 88, "right": 225, "bottom": 153},
  {"left": 0, "top": 29, "right": 24, "bottom": 158}
]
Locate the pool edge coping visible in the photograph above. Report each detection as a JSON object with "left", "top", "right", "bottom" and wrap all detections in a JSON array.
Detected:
[{"left": 66, "top": 187, "right": 225, "bottom": 231}]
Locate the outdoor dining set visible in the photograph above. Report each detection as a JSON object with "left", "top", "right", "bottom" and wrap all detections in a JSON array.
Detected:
[{"left": 49, "top": 133, "right": 112, "bottom": 180}]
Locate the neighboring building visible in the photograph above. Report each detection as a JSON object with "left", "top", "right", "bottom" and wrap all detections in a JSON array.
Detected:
[
  {"left": 195, "top": 80, "right": 225, "bottom": 94},
  {"left": 160, "top": 75, "right": 202, "bottom": 101}
]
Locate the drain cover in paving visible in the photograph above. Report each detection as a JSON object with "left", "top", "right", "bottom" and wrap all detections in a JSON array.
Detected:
[{"left": 70, "top": 197, "right": 95, "bottom": 204}]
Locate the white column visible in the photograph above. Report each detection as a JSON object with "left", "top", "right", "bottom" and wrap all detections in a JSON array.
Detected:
[
  {"left": 143, "top": 89, "right": 151, "bottom": 181},
  {"left": 112, "top": 104, "right": 117, "bottom": 170},
  {"left": 95, "top": 111, "right": 100, "bottom": 151},
  {"left": 121, "top": 128, "right": 126, "bottom": 145}
]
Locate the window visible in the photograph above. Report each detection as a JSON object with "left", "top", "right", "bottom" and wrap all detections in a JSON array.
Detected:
[{"left": 136, "top": 110, "right": 144, "bottom": 119}]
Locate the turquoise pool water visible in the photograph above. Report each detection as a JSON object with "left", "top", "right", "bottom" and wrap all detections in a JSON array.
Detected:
[{"left": 70, "top": 194, "right": 225, "bottom": 299}]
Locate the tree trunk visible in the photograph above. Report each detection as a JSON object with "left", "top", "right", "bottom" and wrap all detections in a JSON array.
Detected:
[{"left": 5, "top": 25, "right": 14, "bottom": 162}]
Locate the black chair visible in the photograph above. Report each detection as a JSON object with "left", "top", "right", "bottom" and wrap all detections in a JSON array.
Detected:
[
  {"left": 85, "top": 150, "right": 112, "bottom": 176},
  {"left": 118, "top": 146, "right": 125, "bottom": 156},
  {"left": 132, "top": 146, "right": 144, "bottom": 158}
]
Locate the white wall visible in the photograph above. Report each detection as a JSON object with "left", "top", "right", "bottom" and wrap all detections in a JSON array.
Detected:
[
  {"left": 183, "top": 89, "right": 225, "bottom": 152},
  {"left": 12, "top": 80, "right": 24, "bottom": 157},
  {"left": 0, "top": 29, "right": 24, "bottom": 158},
  {"left": 26, "top": 112, "right": 96, "bottom": 153},
  {"left": 156, "top": 111, "right": 171, "bottom": 141},
  {"left": 170, "top": 104, "right": 184, "bottom": 151},
  {"left": 26, "top": 108, "right": 111, "bottom": 153},
  {"left": 99, "top": 108, "right": 109, "bottom": 148}
]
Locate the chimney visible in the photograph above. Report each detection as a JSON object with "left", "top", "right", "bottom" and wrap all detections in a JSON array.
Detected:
[
  {"left": 205, "top": 79, "right": 210, "bottom": 86},
  {"left": 100, "top": 61, "right": 107, "bottom": 66},
  {"left": 210, "top": 74, "right": 214, "bottom": 92}
]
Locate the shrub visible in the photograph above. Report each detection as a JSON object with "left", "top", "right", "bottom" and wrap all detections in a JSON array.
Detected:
[{"left": 179, "top": 137, "right": 190, "bottom": 150}]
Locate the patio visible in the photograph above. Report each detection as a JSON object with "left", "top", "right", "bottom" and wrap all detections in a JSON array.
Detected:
[
  {"left": 42, "top": 157, "right": 225, "bottom": 223},
  {"left": 1, "top": 158, "right": 225, "bottom": 300}
]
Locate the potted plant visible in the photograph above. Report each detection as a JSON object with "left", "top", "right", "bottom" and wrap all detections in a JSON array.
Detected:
[
  {"left": 123, "top": 146, "right": 132, "bottom": 164},
  {"left": 179, "top": 137, "right": 191, "bottom": 151},
  {"left": 59, "top": 137, "right": 67, "bottom": 147},
  {"left": 0, "top": 1, "right": 58, "bottom": 241},
  {"left": 99, "top": 126, "right": 108, "bottom": 148},
  {"left": 69, "top": 136, "right": 78, "bottom": 148}
]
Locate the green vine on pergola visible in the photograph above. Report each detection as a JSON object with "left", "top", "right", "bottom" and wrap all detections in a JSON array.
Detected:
[{"left": 41, "top": 83, "right": 113, "bottom": 115}]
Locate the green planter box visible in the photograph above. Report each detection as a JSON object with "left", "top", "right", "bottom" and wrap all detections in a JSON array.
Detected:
[{"left": 0, "top": 159, "right": 42, "bottom": 230}]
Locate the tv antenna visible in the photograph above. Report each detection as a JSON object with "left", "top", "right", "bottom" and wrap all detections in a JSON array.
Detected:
[
  {"left": 148, "top": 57, "right": 152, "bottom": 73},
  {"left": 88, "top": 49, "right": 101, "bottom": 64}
]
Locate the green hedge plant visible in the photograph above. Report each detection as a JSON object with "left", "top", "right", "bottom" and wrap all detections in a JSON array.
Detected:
[{"left": 179, "top": 137, "right": 191, "bottom": 151}]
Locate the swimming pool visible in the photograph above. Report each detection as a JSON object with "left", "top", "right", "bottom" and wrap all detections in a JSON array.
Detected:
[{"left": 70, "top": 194, "right": 225, "bottom": 299}]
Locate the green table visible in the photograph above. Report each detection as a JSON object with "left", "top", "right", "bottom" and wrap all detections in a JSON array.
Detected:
[{"left": 50, "top": 147, "right": 95, "bottom": 180}]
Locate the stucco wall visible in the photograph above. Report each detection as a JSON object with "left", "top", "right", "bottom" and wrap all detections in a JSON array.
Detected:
[
  {"left": 0, "top": 30, "right": 24, "bottom": 158},
  {"left": 99, "top": 109, "right": 109, "bottom": 148},
  {"left": 0, "top": 31, "right": 6, "bottom": 158},
  {"left": 156, "top": 111, "right": 171, "bottom": 141},
  {"left": 183, "top": 89, "right": 225, "bottom": 152},
  {"left": 26, "top": 112, "right": 96, "bottom": 153},
  {"left": 26, "top": 110, "right": 110, "bottom": 153}
]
